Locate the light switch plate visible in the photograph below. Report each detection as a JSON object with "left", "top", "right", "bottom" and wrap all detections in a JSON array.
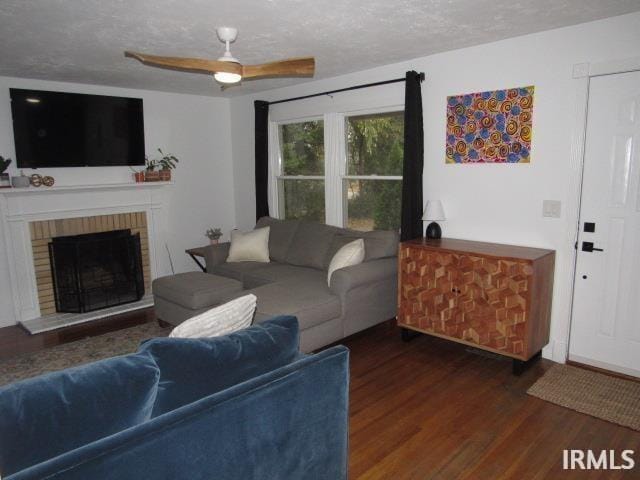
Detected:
[{"left": 542, "top": 200, "right": 561, "bottom": 218}]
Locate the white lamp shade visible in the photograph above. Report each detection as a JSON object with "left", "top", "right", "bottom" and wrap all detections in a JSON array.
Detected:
[
  {"left": 422, "top": 200, "right": 445, "bottom": 221},
  {"left": 214, "top": 71, "right": 242, "bottom": 84}
]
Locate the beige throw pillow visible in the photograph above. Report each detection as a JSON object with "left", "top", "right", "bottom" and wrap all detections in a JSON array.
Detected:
[
  {"left": 169, "top": 294, "right": 257, "bottom": 338},
  {"left": 226, "top": 226, "right": 270, "bottom": 263},
  {"left": 327, "top": 239, "right": 365, "bottom": 286}
]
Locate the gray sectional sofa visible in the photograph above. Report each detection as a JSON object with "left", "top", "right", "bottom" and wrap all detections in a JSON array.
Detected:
[{"left": 153, "top": 217, "right": 399, "bottom": 352}]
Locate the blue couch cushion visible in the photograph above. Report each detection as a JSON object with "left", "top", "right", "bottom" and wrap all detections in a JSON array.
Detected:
[
  {"left": 140, "top": 315, "right": 300, "bottom": 416},
  {"left": 0, "top": 353, "right": 160, "bottom": 477}
]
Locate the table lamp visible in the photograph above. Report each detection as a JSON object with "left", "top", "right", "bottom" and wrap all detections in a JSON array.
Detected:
[{"left": 423, "top": 200, "right": 445, "bottom": 239}]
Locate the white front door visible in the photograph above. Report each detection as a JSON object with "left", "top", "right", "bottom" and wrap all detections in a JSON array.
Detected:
[{"left": 569, "top": 70, "right": 640, "bottom": 377}]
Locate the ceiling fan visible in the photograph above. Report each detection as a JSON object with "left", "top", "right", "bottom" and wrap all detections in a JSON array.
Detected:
[{"left": 125, "top": 27, "right": 315, "bottom": 87}]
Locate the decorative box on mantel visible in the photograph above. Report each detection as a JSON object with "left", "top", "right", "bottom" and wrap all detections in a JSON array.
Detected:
[
  {"left": 0, "top": 182, "right": 172, "bottom": 327},
  {"left": 397, "top": 238, "right": 555, "bottom": 374}
]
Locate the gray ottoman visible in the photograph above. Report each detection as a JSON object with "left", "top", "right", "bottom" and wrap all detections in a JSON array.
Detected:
[{"left": 152, "top": 272, "right": 243, "bottom": 326}]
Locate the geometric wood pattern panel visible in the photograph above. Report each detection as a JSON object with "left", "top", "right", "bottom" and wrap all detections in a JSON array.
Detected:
[
  {"left": 397, "top": 238, "right": 555, "bottom": 361},
  {"left": 29, "top": 212, "right": 150, "bottom": 316}
]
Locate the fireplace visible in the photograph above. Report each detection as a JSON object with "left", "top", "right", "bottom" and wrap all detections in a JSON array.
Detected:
[{"left": 48, "top": 229, "right": 145, "bottom": 313}]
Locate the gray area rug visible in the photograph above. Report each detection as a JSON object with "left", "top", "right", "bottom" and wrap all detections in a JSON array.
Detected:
[
  {"left": 527, "top": 364, "right": 640, "bottom": 431},
  {"left": 0, "top": 322, "right": 169, "bottom": 387}
]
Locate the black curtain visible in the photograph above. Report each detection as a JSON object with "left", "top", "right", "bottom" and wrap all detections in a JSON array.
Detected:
[
  {"left": 400, "top": 71, "right": 424, "bottom": 241},
  {"left": 255, "top": 100, "right": 270, "bottom": 221}
]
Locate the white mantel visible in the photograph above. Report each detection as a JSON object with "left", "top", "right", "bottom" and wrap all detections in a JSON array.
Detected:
[
  {"left": 0, "top": 182, "right": 172, "bottom": 323},
  {"left": 0, "top": 181, "right": 172, "bottom": 196}
]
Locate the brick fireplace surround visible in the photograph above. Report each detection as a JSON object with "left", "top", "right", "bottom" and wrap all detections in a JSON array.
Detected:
[{"left": 30, "top": 212, "right": 151, "bottom": 316}]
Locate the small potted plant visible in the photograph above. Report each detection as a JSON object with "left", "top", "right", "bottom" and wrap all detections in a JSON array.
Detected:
[
  {"left": 156, "top": 148, "right": 179, "bottom": 182},
  {"left": 205, "top": 227, "right": 223, "bottom": 245},
  {"left": 0, "top": 156, "right": 12, "bottom": 188},
  {"left": 144, "top": 157, "right": 160, "bottom": 182},
  {"left": 130, "top": 166, "right": 145, "bottom": 183}
]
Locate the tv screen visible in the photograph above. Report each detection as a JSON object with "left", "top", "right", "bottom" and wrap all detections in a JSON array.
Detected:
[{"left": 10, "top": 89, "right": 145, "bottom": 168}]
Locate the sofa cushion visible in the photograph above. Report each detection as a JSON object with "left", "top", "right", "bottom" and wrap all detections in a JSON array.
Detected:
[
  {"left": 323, "top": 234, "right": 359, "bottom": 269},
  {"left": 244, "top": 262, "right": 322, "bottom": 284},
  {"left": 323, "top": 229, "right": 399, "bottom": 268},
  {"left": 210, "top": 261, "right": 276, "bottom": 289},
  {"left": 358, "top": 229, "right": 399, "bottom": 260},
  {"left": 0, "top": 353, "right": 160, "bottom": 477},
  {"left": 251, "top": 278, "right": 341, "bottom": 331},
  {"left": 256, "top": 216, "right": 300, "bottom": 262},
  {"left": 327, "top": 239, "right": 365, "bottom": 285},
  {"left": 209, "top": 261, "right": 268, "bottom": 283},
  {"left": 153, "top": 272, "right": 243, "bottom": 310},
  {"left": 227, "top": 226, "right": 270, "bottom": 263},
  {"left": 286, "top": 221, "right": 338, "bottom": 270},
  {"left": 139, "top": 315, "right": 300, "bottom": 416},
  {"left": 169, "top": 294, "right": 257, "bottom": 339}
]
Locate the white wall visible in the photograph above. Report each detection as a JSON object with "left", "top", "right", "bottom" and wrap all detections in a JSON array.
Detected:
[
  {"left": 229, "top": 12, "right": 640, "bottom": 362},
  {"left": 0, "top": 77, "right": 235, "bottom": 327}
]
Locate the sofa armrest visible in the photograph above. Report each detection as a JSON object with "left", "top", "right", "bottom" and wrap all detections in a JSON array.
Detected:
[
  {"left": 203, "top": 242, "right": 230, "bottom": 271},
  {"left": 329, "top": 257, "right": 397, "bottom": 295}
]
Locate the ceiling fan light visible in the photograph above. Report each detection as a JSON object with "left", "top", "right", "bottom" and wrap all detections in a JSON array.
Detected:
[{"left": 213, "top": 71, "right": 242, "bottom": 84}]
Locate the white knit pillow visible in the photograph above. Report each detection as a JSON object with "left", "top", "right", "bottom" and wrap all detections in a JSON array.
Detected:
[
  {"left": 327, "top": 239, "right": 365, "bottom": 286},
  {"left": 169, "top": 294, "right": 257, "bottom": 338},
  {"left": 226, "top": 226, "right": 270, "bottom": 263}
]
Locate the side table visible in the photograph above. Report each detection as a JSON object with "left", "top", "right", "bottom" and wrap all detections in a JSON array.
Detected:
[{"left": 185, "top": 246, "right": 208, "bottom": 272}]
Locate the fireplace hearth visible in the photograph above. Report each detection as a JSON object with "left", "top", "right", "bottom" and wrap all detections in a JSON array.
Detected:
[{"left": 49, "top": 229, "right": 145, "bottom": 313}]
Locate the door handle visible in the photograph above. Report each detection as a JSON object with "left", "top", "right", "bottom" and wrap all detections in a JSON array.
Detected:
[{"left": 582, "top": 241, "right": 604, "bottom": 252}]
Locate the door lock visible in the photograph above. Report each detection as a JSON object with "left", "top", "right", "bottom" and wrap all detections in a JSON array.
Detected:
[{"left": 581, "top": 241, "right": 604, "bottom": 252}]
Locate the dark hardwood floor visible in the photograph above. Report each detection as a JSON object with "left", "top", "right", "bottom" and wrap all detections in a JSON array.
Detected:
[
  {"left": 0, "top": 308, "right": 156, "bottom": 361},
  {"left": 346, "top": 322, "right": 640, "bottom": 479},
  {"left": 1, "top": 312, "right": 638, "bottom": 478}
]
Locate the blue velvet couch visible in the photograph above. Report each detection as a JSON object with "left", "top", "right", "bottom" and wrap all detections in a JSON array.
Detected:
[{"left": 0, "top": 316, "right": 349, "bottom": 480}]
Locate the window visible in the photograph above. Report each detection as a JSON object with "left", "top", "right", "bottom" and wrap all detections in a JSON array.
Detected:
[
  {"left": 272, "top": 110, "right": 404, "bottom": 231},
  {"left": 344, "top": 112, "right": 404, "bottom": 231},
  {"left": 278, "top": 120, "right": 325, "bottom": 222}
]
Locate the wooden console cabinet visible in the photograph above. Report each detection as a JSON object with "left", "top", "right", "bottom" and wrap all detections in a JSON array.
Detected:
[{"left": 397, "top": 238, "right": 554, "bottom": 373}]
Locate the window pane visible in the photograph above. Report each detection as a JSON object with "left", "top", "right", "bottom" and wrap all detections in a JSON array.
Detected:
[
  {"left": 345, "top": 179, "right": 401, "bottom": 231},
  {"left": 346, "top": 112, "right": 404, "bottom": 176},
  {"left": 279, "top": 121, "right": 324, "bottom": 175},
  {"left": 282, "top": 179, "right": 325, "bottom": 222}
]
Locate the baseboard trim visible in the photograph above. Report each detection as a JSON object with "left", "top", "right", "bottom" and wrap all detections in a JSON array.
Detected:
[{"left": 551, "top": 340, "right": 568, "bottom": 363}]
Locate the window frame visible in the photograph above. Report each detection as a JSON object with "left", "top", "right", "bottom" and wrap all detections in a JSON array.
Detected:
[{"left": 270, "top": 106, "right": 404, "bottom": 230}]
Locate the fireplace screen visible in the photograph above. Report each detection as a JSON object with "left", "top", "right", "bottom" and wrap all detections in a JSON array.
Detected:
[{"left": 48, "top": 229, "right": 145, "bottom": 313}]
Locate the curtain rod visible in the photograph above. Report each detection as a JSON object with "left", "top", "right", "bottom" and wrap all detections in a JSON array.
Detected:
[{"left": 267, "top": 72, "right": 425, "bottom": 106}]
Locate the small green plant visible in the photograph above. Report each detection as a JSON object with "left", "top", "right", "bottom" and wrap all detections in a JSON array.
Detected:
[
  {"left": 205, "top": 228, "right": 223, "bottom": 241},
  {"left": 0, "top": 156, "right": 12, "bottom": 174},
  {"left": 144, "top": 157, "right": 155, "bottom": 171},
  {"left": 156, "top": 148, "right": 179, "bottom": 170},
  {"left": 145, "top": 149, "right": 179, "bottom": 172}
]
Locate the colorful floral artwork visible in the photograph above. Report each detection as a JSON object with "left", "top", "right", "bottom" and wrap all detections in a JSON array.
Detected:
[{"left": 445, "top": 86, "right": 534, "bottom": 164}]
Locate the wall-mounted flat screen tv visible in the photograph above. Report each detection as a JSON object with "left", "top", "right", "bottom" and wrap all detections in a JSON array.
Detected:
[{"left": 10, "top": 88, "right": 145, "bottom": 168}]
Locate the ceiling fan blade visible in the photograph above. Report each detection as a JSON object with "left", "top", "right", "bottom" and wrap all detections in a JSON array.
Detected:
[
  {"left": 242, "top": 57, "right": 315, "bottom": 80},
  {"left": 124, "top": 51, "right": 242, "bottom": 76}
]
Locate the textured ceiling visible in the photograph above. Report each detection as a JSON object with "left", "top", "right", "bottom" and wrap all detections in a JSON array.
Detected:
[{"left": 1, "top": 0, "right": 639, "bottom": 97}]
